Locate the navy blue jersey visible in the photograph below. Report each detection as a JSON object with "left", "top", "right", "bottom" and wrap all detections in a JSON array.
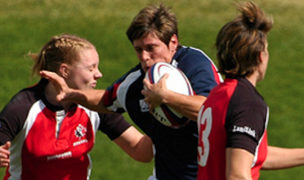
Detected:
[{"left": 104, "top": 46, "right": 222, "bottom": 180}]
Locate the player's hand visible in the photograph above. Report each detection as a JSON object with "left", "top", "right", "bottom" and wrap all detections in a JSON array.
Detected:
[
  {"left": 141, "top": 73, "right": 169, "bottom": 113},
  {"left": 0, "top": 142, "right": 11, "bottom": 168},
  {"left": 40, "top": 70, "right": 71, "bottom": 102}
]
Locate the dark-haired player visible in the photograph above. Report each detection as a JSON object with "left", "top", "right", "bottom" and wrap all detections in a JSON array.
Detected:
[{"left": 41, "top": 3, "right": 222, "bottom": 180}]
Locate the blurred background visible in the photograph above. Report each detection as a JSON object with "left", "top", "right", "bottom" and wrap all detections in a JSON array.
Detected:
[{"left": 0, "top": 0, "right": 304, "bottom": 179}]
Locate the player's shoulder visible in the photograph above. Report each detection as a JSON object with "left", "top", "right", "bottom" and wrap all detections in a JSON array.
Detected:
[
  {"left": 230, "top": 77, "right": 266, "bottom": 109},
  {"left": 0, "top": 84, "right": 41, "bottom": 124},
  {"left": 8, "top": 85, "right": 39, "bottom": 107},
  {"left": 112, "top": 63, "right": 143, "bottom": 84},
  {"left": 181, "top": 46, "right": 211, "bottom": 58},
  {"left": 175, "top": 46, "right": 213, "bottom": 67},
  {"left": 123, "top": 63, "right": 143, "bottom": 76}
]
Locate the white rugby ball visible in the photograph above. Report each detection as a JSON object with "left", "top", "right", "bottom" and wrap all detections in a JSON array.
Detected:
[{"left": 145, "top": 62, "right": 194, "bottom": 128}]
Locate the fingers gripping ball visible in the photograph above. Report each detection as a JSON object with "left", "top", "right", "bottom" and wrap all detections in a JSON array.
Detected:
[{"left": 145, "top": 62, "right": 194, "bottom": 128}]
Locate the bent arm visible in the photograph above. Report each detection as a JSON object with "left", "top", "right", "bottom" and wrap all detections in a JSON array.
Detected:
[
  {"left": 226, "top": 148, "right": 254, "bottom": 180},
  {"left": 142, "top": 75, "right": 205, "bottom": 121},
  {"left": 262, "top": 146, "right": 304, "bottom": 170},
  {"left": 113, "top": 126, "right": 153, "bottom": 162},
  {"left": 157, "top": 91, "right": 205, "bottom": 121}
]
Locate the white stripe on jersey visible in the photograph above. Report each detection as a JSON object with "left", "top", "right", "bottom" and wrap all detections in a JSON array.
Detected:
[
  {"left": 114, "top": 69, "right": 142, "bottom": 112},
  {"left": 252, "top": 107, "right": 269, "bottom": 167},
  {"left": 8, "top": 100, "right": 45, "bottom": 180},
  {"left": 78, "top": 105, "right": 100, "bottom": 136}
]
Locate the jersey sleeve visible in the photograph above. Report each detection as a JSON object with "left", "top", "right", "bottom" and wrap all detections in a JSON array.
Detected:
[
  {"left": 103, "top": 64, "right": 142, "bottom": 113},
  {"left": 177, "top": 48, "right": 222, "bottom": 97},
  {"left": 0, "top": 109, "right": 18, "bottom": 145},
  {"left": 225, "top": 91, "right": 268, "bottom": 154},
  {"left": 98, "top": 113, "right": 131, "bottom": 140},
  {"left": 0, "top": 90, "right": 33, "bottom": 145}
]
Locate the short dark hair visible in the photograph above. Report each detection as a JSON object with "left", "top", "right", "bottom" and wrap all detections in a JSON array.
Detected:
[{"left": 126, "top": 3, "right": 178, "bottom": 46}]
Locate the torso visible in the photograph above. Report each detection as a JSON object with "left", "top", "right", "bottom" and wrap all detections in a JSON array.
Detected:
[
  {"left": 104, "top": 46, "right": 222, "bottom": 180},
  {"left": 0, "top": 80, "right": 130, "bottom": 180},
  {"left": 197, "top": 77, "right": 268, "bottom": 180}
]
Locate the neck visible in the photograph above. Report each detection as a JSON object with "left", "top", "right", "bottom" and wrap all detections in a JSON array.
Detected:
[
  {"left": 246, "top": 70, "right": 262, "bottom": 87},
  {"left": 44, "top": 82, "right": 73, "bottom": 111}
]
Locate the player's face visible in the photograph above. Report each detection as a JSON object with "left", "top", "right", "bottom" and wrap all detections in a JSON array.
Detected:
[
  {"left": 133, "top": 32, "right": 178, "bottom": 72},
  {"left": 65, "top": 48, "right": 102, "bottom": 90}
]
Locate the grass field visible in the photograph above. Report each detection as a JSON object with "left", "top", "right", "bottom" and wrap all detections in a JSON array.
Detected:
[{"left": 1, "top": 0, "right": 304, "bottom": 179}]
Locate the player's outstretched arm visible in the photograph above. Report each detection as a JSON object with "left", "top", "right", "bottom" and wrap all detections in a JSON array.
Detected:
[
  {"left": 262, "top": 146, "right": 304, "bottom": 170},
  {"left": 0, "top": 142, "right": 11, "bottom": 168},
  {"left": 40, "top": 70, "right": 71, "bottom": 102},
  {"left": 40, "top": 70, "right": 111, "bottom": 113}
]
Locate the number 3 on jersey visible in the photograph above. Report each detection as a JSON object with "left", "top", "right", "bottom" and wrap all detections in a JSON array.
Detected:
[{"left": 198, "top": 107, "right": 212, "bottom": 167}]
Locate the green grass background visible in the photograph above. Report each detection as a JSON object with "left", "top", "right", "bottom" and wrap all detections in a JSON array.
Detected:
[{"left": 1, "top": 0, "right": 304, "bottom": 179}]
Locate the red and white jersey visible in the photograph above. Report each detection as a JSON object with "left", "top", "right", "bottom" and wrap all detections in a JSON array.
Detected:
[
  {"left": 0, "top": 79, "right": 130, "bottom": 180},
  {"left": 197, "top": 77, "right": 269, "bottom": 180}
]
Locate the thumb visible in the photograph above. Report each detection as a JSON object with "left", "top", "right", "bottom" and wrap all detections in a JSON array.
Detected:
[
  {"left": 161, "top": 73, "right": 169, "bottom": 81},
  {"left": 2, "top": 142, "right": 11, "bottom": 150}
]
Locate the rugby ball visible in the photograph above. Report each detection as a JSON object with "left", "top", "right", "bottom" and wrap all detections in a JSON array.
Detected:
[{"left": 145, "top": 62, "right": 194, "bottom": 128}]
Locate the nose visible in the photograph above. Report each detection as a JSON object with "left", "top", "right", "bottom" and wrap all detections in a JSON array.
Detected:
[
  {"left": 139, "top": 50, "right": 150, "bottom": 62},
  {"left": 95, "top": 69, "right": 102, "bottom": 79}
]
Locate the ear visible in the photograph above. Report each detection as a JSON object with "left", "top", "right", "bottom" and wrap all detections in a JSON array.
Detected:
[
  {"left": 259, "top": 52, "right": 263, "bottom": 62},
  {"left": 59, "top": 63, "right": 70, "bottom": 79},
  {"left": 259, "top": 41, "right": 269, "bottom": 63},
  {"left": 259, "top": 51, "right": 267, "bottom": 63},
  {"left": 169, "top": 34, "right": 179, "bottom": 50}
]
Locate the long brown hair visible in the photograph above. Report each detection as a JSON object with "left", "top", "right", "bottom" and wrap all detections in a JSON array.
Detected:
[{"left": 216, "top": 1, "right": 273, "bottom": 78}]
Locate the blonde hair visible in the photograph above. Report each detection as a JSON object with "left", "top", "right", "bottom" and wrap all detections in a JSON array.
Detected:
[{"left": 30, "top": 34, "right": 95, "bottom": 77}]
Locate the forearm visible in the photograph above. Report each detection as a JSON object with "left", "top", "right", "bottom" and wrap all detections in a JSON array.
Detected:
[
  {"left": 114, "top": 127, "right": 153, "bottom": 163},
  {"left": 262, "top": 146, "right": 304, "bottom": 170},
  {"left": 67, "top": 89, "right": 111, "bottom": 113},
  {"left": 162, "top": 93, "right": 206, "bottom": 121},
  {"left": 132, "top": 135, "right": 154, "bottom": 162}
]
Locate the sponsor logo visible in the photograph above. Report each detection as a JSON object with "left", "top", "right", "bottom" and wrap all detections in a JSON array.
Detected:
[
  {"left": 75, "top": 124, "right": 87, "bottom": 140},
  {"left": 153, "top": 111, "right": 167, "bottom": 123},
  {"left": 73, "top": 139, "right": 88, "bottom": 147},
  {"left": 232, "top": 125, "right": 256, "bottom": 137},
  {"left": 139, "top": 99, "right": 149, "bottom": 112},
  {"left": 47, "top": 151, "right": 72, "bottom": 161},
  {"left": 171, "top": 59, "right": 178, "bottom": 67}
]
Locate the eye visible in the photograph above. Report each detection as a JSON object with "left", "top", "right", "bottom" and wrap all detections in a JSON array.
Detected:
[
  {"left": 88, "top": 64, "right": 97, "bottom": 72},
  {"left": 134, "top": 48, "right": 142, "bottom": 53},
  {"left": 146, "top": 45, "right": 155, "bottom": 52}
]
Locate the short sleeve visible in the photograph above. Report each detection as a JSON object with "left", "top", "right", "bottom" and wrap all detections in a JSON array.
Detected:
[
  {"left": 98, "top": 113, "right": 131, "bottom": 140},
  {"left": 225, "top": 81, "right": 268, "bottom": 154}
]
